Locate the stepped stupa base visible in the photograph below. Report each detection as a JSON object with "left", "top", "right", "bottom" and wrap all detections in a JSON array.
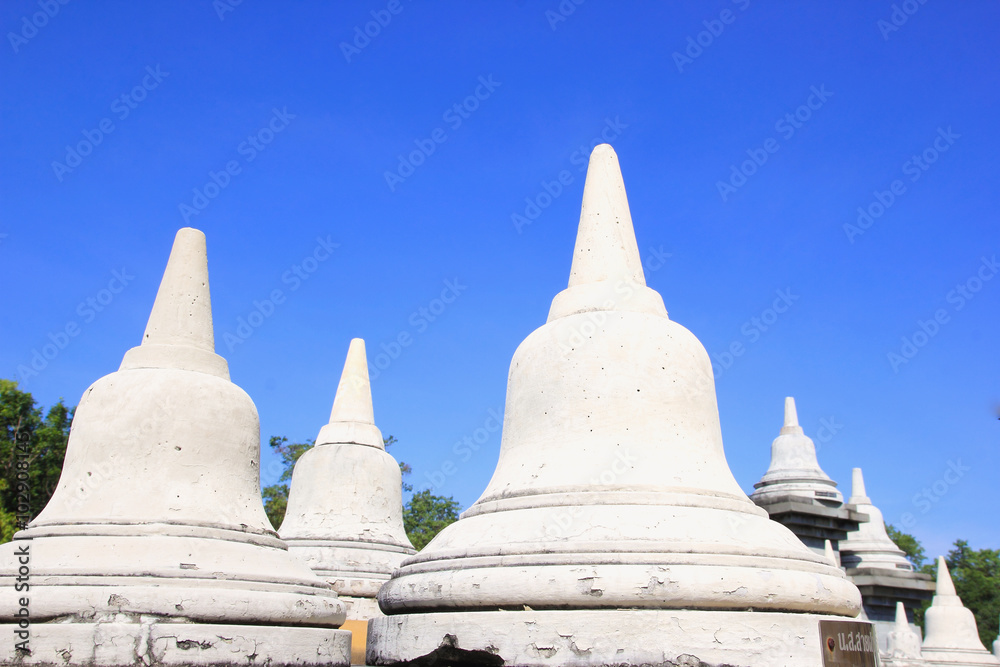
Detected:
[
  {"left": 1, "top": 620, "right": 351, "bottom": 667},
  {"left": 922, "top": 648, "right": 1000, "bottom": 666},
  {"left": 368, "top": 609, "right": 870, "bottom": 667}
]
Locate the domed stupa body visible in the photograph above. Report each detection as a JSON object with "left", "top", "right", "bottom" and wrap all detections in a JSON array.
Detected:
[
  {"left": 921, "top": 558, "right": 999, "bottom": 666},
  {"left": 750, "top": 397, "right": 843, "bottom": 506},
  {"left": 840, "top": 468, "right": 915, "bottom": 572},
  {"left": 279, "top": 338, "right": 415, "bottom": 662},
  {"left": 0, "top": 229, "right": 350, "bottom": 667},
  {"left": 368, "top": 145, "right": 865, "bottom": 667}
]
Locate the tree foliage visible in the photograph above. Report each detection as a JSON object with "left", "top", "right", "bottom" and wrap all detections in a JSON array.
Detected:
[
  {"left": 261, "top": 435, "right": 314, "bottom": 530},
  {"left": 0, "top": 380, "right": 73, "bottom": 543},
  {"left": 886, "top": 523, "right": 927, "bottom": 568},
  {"left": 403, "top": 490, "right": 461, "bottom": 550}
]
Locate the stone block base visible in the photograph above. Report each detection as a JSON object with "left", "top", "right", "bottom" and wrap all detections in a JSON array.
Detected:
[
  {"left": 368, "top": 609, "right": 868, "bottom": 667},
  {"left": 0, "top": 620, "right": 351, "bottom": 667}
]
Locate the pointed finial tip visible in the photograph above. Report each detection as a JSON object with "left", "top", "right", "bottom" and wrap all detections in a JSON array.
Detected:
[
  {"left": 329, "top": 338, "right": 374, "bottom": 426},
  {"left": 936, "top": 556, "right": 957, "bottom": 596}
]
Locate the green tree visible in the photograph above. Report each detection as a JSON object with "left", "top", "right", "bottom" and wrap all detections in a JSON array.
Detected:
[
  {"left": 403, "top": 489, "right": 461, "bottom": 550},
  {"left": 886, "top": 523, "right": 927, "bottom": 568},
  {"left": 261, "top": 435, "right": 314, "bottom": 530},
  {"left": 0, "top": 380, "right": 74, "bottom": 543}
]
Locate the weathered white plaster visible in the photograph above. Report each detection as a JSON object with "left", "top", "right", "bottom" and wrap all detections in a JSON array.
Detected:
[
  {"left": 280, "top": 339, "right": 415, "bottom": 611},
  {"left": 751, "top": 397, "right": 843, "bottom": 505},
  {"left": 921, "top": 557, "right": 999, "bottom": 665},
  {"left": 884, "top": 601, "right": 925, "bottom": 664},
  {"left": 840, "top": 467, "right": 916, "bottom": 572},
  {"left": 0, "top": 621, "right": 350, "bottom": 667},
  {"left": 369, "top": 145, "right": 863, "bottom": 666},
  {"left": 0, "top": 228, "right": 349, "bottom": 666},
  {"left": 370, "top": 609, "right": 868, "bottom": 667}
]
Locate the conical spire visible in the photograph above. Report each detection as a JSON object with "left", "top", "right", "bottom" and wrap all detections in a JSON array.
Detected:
[
  {"left": 330, "top": 339, "right": 374, "bottom": 425},
  {"left": 937, "top": 556, "right": 957, "bottom": 596},
  {"left": 780, "top": 396, "right": 804, "bottom": 435},
  {"left": 850, "top": 467, "right": 871, "bottom": 504},
  {"left": 567, "top": 144, "right": 644, "bottom": 289},
  {"left": 895, "top": 601, "right": 910, "bottom": 630},
  {"left": 143, "top": 227, "right": 214, "bottom": 351},
  {"left": 825, "top": 539, "right": 837, "bottom": 565},
  {"left": 547, "top": 144, "right": 667, "bottom": 322},
  {"left": 315, "top": 339, "right": 383, "bottom": 450},
  {"left": 119, "top": 227, "right": 228, "bottom": 378}
]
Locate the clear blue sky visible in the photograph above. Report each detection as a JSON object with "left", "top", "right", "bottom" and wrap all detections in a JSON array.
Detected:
[{"left": 2, "top": 2, "right": 997, "bottom": 561}]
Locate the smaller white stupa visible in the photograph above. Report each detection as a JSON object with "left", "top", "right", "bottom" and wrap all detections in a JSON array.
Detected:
[
  {"left": 750, "top": 397, "right": 843, "bottom": 506},
  {"left": 921, "top": 557, "right": 999, "bottom": 666},
  {"left": 279, "top": 338, "right": 415, "bottom": 620},
  {"left": 840, "top": 468, "right": 914, "bottom": 572},
  {"left": 993, "top": 614, "right": 1000, "bottom": 659},
  {"left": 884, "top": 601, "right": 924, "bottom": 663}
]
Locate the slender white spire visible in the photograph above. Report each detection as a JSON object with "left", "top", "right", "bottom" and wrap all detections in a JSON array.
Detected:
[
  {"left": 937, "top": 556, "right": 957, "bottom": 597},
  {"left": 119, "top": 227, "right": 228, "bottom": 378},
  {"left": 780, "top": 397, "right": 804, "bottom": 435},
  {"left": 895, "top": 601, "right": 909, "bottom": 630},
  {"left": 824, "top": 539, "right": 837, "bottom": 566},
  {"left": 330, "top": 338, "right": 375, "bottom": 425},
  {"left": 315, "top": 338, "right": 384, "bottom": 450},
  {"left": 849, "top": 468, "right": 871, "bottom": 504},
  {"left": 567, "top": 144, "right": 645, "bottom": 289},
  {"left": 142, "top": 227, "right": 215, "bottom": 352}
]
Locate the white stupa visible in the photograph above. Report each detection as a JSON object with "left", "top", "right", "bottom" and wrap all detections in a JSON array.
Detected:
[
  {"left": 993, "top": 614, "right": 1000, "bottom": 659},
  {"left": 0, "top": 229, "right": 351, "bottom": 666},
  {"left": 884, "top": 601, "right": 925, "bottom": 664},
  {"left": 368, "top": 144, "right": 864, "bottom": 667},
  {"left": 921, "top": 557, "right": 999, "bottom": 665},
  {"left": 750, "top": 397, "right": 843, "bottom": 506},
  {"left": 840, "top": 467, "right": 915, "bottom": 572},
  {"left": 279, "top": 337, "right": 415, "bottom": 619}
]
